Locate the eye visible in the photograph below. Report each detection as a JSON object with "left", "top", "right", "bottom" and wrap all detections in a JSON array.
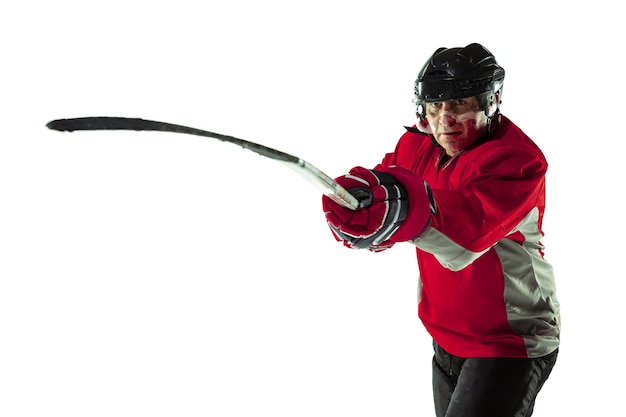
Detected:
[
  {"left": 454, "top": 99, "right": 467, "bottom": 106},
  {"left": 425, "top": 102, "right": 442, "bottom": 115}
]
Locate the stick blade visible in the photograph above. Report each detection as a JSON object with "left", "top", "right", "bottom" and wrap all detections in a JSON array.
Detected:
[{"left": 47, "top": 117, "right": 163, "bottom": 132}]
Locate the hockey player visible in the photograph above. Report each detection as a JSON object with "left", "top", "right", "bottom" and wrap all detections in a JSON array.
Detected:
[{"left": 322, "top": 43, "right": 560, "bottom": 416}]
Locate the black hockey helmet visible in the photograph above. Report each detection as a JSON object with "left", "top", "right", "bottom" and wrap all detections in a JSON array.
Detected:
[{"left": 413, "top": 43, "right": 505, "bottom": 135}]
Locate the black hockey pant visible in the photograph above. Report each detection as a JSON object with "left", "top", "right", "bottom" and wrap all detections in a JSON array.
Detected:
[{"left": 432, "top": 341, "right": 558, "bottom": 417}]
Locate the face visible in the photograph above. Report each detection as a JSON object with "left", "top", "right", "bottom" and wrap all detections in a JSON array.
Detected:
[{"left": 421, "top": 96, "right": 489, "bottom": 157}]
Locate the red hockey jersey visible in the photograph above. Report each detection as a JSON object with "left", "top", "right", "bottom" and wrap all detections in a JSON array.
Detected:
[{"left": 378, "top": 115, "right": 560, "bottom": 358}]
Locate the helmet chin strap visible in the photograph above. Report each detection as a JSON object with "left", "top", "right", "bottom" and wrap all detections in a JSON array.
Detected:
[{"left": 485, "top": 109, "right": 501, "bottom": 136}]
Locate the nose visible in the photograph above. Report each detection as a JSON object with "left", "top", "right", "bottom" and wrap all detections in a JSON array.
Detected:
[
  {"left": 441, "top": 112, "right": 456, "bottom": 126},
  {"left": 439, "top": 102, "right": 457, "bottom": 125}
]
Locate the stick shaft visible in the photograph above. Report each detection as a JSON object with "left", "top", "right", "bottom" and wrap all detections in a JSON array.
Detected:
[{"left": 47, "top": 116, "right": 360, "bottom": 209}]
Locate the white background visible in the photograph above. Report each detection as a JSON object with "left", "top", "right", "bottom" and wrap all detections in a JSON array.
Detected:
[{"left": 1, "top": 1, "right": 623, "bottom": 416}]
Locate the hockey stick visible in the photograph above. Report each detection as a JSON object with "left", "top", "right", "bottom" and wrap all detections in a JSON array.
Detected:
[{"left": 46, "top": 117, "right": 364, "bottom": 210}]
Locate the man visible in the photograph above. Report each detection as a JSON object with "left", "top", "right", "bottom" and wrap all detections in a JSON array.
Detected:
[{"left": 323, "top": 43, "right": 560, "bottom": 417}]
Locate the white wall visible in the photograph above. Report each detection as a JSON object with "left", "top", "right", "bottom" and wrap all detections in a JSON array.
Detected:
[{"left": 1, "top": 1, "right": 622, "bottom": 416}]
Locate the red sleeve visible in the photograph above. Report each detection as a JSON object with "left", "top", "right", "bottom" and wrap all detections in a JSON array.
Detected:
[{"left": 429, "top": 142, "right": 547, "bottom": 252}]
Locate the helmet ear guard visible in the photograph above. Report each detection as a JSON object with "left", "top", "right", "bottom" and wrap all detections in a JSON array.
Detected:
[
  {"left": 414, "top": 102, "right": 432, "bottom": 135},
  {"left": 482, "top": 88, "right": 502, "bottom": 134}
]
